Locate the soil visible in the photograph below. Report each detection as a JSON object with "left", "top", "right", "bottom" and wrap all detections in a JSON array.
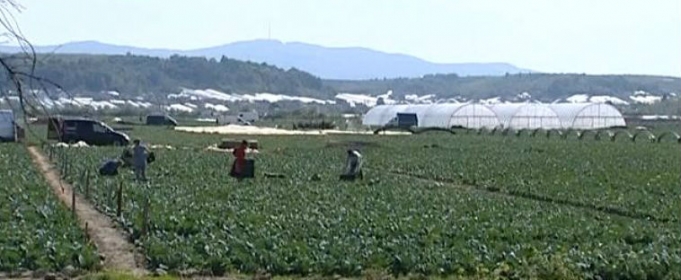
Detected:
[{"left": 27, "top": 146, "right": 147, "bottom": 276}]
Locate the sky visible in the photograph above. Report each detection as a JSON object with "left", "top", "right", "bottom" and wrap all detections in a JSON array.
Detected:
[{"left": 7, "top": 0, "right": 681, "bottom": 76}]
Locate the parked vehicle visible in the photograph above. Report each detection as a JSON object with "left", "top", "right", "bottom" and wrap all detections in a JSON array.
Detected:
[
  {"left": 145, "top": 114, "right": 178, "bottom": 126},
  {"left": 396, "top": 113, "right": 418, "bottom": 128},
  {"left": 47, "top": 116, "right": 130, "bottom": 146},
  {"left": 0, "top": 110, "right": 16, "bottom": 142}
]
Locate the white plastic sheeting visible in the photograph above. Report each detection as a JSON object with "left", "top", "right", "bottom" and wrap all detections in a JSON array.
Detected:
[
  {"left": 490, "top": 104, "right": 562, "bottom": 129},
  {"left": 550, "top": 103, "right": 626, "bottom": 129},
  {"left": 448, "top": 104, "right": 500, "bottom": 129},
  {"left": 363, "top": 103, "right": 499, "bottom": 129},
  {"left": 418, "top": 104, "right": 466, "bottom": 128},
  {"left": 363, "top": 102, "right": 626, "bottom": 130},
  {"left": 362, "top": 105, "right": 411, "bottom": 126}
]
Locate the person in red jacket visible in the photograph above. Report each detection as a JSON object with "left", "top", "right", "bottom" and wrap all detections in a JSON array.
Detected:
[{"left": 230, "top": 140, "right": 248, "bottom": 180}]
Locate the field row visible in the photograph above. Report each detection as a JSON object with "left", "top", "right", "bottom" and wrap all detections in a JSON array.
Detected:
[
  {"left": 384, "top": 127, "right": 681, "bottom": 144},
  {"left": 482, "top": 128, "right": 679, "bottom": 143},
  {"left": 0, "top": 144, "right": 98, "bottom": 274},
  {"left": 49, "top": 132, "right": 681, "bottom": 279},
  {"left": 363, "top": 135, "right": 680, "bottom": 222}
]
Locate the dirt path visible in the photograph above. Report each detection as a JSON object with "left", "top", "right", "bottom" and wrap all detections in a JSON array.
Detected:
[{"left": 27, "top": 146, "right": 146, "bottom": 275}]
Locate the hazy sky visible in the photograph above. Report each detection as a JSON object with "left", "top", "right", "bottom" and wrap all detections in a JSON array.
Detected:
[{"left": 9, "top": 0, "right": 681, "bottom": 76}]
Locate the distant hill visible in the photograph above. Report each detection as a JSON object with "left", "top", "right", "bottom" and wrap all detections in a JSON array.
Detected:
[{"left": 0, "top": 40, "right": 531, "bottom": 80}]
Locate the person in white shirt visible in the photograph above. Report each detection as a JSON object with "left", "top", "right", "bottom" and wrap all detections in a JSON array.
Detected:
[{"left": 132, "top": 139, "right": 150, "bottom": 181}]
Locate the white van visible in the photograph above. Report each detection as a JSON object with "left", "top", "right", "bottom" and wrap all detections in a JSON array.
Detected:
[{"left": 0, "top": 110, "right": 15, "bottom": 142}]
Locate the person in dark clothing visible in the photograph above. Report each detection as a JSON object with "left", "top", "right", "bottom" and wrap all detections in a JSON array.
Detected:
[
  {"left": 230, "top": 140, "right": 248, "bottom": 181},
  {"left": 99, "top": 159, "right": 122, "bottom": 176}
]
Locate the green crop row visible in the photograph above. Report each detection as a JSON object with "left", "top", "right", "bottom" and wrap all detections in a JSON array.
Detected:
[
  {"left": 367, "top": 135, "right": 680, "bottom": 222},
  {"left": 0, "top": 144, "right": 99, "bottom": 274},
  {"left": 49, "top": 130, "right": 681, "bottom": 279}
]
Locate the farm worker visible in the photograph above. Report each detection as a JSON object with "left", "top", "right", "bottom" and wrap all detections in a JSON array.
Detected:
[
  {"left": 230, "top": 140, "right": 248, "bottom": 180},
  {"left": 99, "top": 158, "right": 122, "bottom": 176},
  {"left": 120, "top": 148, "right": 133, "bottom": 167},
  {"left": 343, "top": 149, "right": 363, "bottom": 179},
  {"left": 132, "top": 139, "right": 151, "bottom": 181}
]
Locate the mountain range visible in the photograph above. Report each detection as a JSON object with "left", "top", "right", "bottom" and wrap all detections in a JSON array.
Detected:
[
  {"left": 0, "top": 39, "right": 678, "bottom": 117},
  {"left": 0, "top": 40, "right": 531, "bottom": 80}
]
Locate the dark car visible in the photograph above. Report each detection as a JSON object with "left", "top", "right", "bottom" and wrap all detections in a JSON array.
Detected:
[
  {"left": 47, "top": 117, "right": 130, "bottom": 146},
  {"left": 145, "top": 114, "right": 178, "bottom": 126}
]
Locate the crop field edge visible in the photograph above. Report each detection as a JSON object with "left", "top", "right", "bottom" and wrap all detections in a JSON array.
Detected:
[
  {"left": 383, "top": 169, "right": 673, "bottom": 224},
  {"left": 17, "top": 127, "right": 680, "bottom": 279},
  {"left": 72, "top": 268, "right": 580, "bottom": 280}
]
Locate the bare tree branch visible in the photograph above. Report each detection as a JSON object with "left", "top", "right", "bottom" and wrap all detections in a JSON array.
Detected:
[{"left": 0, "top": 0, "right": 69, "bottom": 143}]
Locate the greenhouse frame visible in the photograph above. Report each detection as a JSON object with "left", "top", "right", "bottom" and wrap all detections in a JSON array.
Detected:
[
  {"left": 549, "top": 103, "right": 626, "bottom": 129},
  {"left": 489, "top": 103, "right": 562, "bottom": 129},
  {"left": 362, "top": 102, "right": 626, "bottom": 130}
]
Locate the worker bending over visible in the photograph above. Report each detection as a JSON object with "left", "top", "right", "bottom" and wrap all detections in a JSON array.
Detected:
[
  {"left": 341, "top": 149, "right": 363, "bottom": 180},
  {"left": 99, "top": 158, "right": 122, "bottom": 176}
]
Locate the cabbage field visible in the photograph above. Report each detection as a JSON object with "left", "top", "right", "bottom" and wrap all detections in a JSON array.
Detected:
[
  {"left": 0, "top": 144, "right": 99, "bottom": 274},
  {"left": 46, "top": 129, "right": 681, "bottom": 279}
]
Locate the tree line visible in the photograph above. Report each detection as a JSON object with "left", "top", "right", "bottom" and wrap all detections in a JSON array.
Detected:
[
  {"left": 0, "top": 53, "right": 332, "bottom": 97},
  {"left": 0, "top": 53, "right": 678, "bottom": 102},
  {"left": 327, "top": 73, "right": 681, "bottom": 101}
]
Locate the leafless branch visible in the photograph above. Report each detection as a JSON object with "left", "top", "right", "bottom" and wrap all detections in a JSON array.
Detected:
[{"left": 0, "top": 0, "right": 72, "bottom": 143}]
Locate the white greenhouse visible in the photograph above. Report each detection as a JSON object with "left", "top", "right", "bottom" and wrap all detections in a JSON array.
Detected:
[
  {"left": 549, "top": 103, "right": 626, "bottom": 129},
  {"left": 489, "top": 103, "right": 562, "bottom": 129},
  {"left": 363, "top": 104, "right": 500, "bottom": 129},
  {"left": 362, "top": 102, "right": 626, "bottom": 130},
  {"left": 362, "top": 105, "right": 419, "bottom": 126},
  {"left": 445, "top": 104, "right": 500, "bottom": 129}
]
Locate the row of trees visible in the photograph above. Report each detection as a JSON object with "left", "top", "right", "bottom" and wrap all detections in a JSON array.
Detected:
[
  {"left": 1, "top": 52, "right": 678, "bottom": 105},
  {"left": 0, "top": 53, "right": 332, "bottom": 97},
  {"left": 327, "top": 73, "right": 681, "bottom": 101}
]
